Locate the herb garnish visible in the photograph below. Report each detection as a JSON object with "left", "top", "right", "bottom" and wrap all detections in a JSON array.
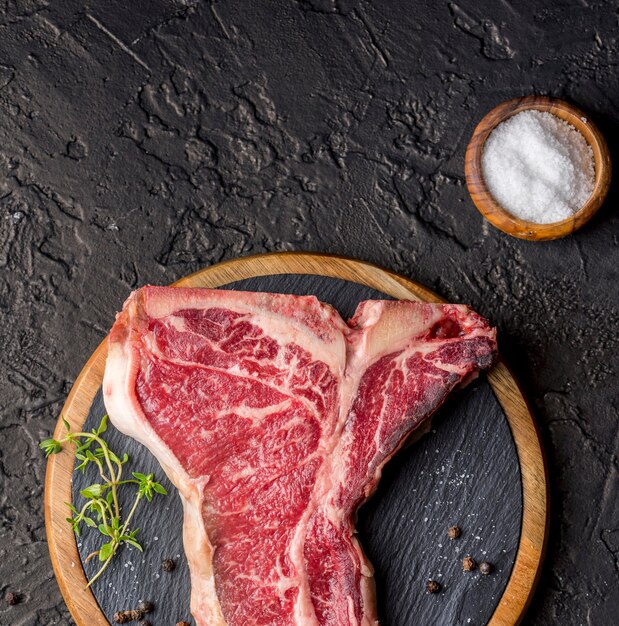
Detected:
[{"left": 40, "top": 415, "right": 167, "bottom": 587}]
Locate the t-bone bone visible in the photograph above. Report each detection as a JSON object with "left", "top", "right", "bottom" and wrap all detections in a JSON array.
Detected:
[{"left": 103, "top": 286, "right": 497, "bottom": 626}]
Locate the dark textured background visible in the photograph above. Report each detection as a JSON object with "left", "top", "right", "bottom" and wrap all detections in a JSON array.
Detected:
[
  {"left": 0, "top": 0, "right": 618, "bottom": 624},
  {"left": 73, "top": 276, "right": 521, "bottom": 626}
]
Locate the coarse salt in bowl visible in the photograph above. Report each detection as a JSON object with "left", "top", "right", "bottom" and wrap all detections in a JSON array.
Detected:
[
  {"left": 481, "top": 110, "right": 595, "bottom": 225},
  {"left": 464, "top": 96, "right": 611, "bottom": 241}
]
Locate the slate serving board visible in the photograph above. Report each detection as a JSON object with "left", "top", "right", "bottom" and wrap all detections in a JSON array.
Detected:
[{"left": 73, "top": 274, "right": 522, "bottom": 626}]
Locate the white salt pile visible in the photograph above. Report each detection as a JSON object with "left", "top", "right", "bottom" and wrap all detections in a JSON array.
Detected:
[{"left": 481, "top": 110, "right": 595, "bottom": 224}]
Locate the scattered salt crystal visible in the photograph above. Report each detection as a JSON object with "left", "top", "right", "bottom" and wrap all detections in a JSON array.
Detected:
[{"left": 482, "top": 110, "right": 595, "bottom": 224}]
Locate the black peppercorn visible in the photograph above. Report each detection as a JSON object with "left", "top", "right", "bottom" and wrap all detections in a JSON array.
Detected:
[
  {"left": 162, "top": 558, "right": 176, "bottom": 572},
  {"left": 462, "top": 555, "right": 476, "bottom": 571},
  {"left": 480, "top": 561, "right": 494, "bottom": 575},
  {"left": 426, "top": 580, "right": 441, "bottom": 594},
  {"left": 113, "top": 609, "right": 143, "bottom": 623},
  {"left": 5, "top": 591, "right": 19, "bottom": 606},
  {"left": 137, "top": 600, "right": 154, "bottom": 613},
  {"left": 447, "top": 525, "right": 461, "bottom": 540}
]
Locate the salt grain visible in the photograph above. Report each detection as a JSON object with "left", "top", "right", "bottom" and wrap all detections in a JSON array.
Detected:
[{"left": 482, "top": 110, "right": 595, "bottom": 224}]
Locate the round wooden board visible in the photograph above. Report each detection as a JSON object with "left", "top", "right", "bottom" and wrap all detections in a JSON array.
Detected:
[{"left": 44, "top": 252, "right": 549, "bottom": 626}]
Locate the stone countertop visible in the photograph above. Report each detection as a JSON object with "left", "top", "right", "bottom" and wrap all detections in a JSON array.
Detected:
[{"left": 0, "top": 1, "right": 617, "bottom": 624}]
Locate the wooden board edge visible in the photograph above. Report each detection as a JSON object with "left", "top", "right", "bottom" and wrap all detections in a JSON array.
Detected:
[
  {"left": 44, "top": 251, "right": 548, "bottom": 626},
  {"left": 174, "top": 251, "right": 444, "bottom": 303},
  {"left": 486, "top": 363, "right": 549, "bottom": 625},
  {"left": 44, "top": 339, "right": 110, "bottom": 626}
]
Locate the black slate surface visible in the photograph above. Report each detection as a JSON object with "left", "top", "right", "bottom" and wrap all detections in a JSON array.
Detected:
[
  {"left": 2, "top": 0, "right": 619, "bottom": 624},
  {"left": 74, "top": 274, "right": 521, "bottom": 626}
]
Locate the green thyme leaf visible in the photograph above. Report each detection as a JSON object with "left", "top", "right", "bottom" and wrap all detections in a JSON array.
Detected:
[
  {"left": 108, "top": 450, "right": 121, "bottom": 465},
  {"left": 80, "top": 484, "right": 106, "bottom": 499},
  {"left": 98, "top": 524, "right": 110, "bottom": 536},
  {"left": 123, "top": 538, "right": 143, "bottom": 552},
  {"left": 98, "top": 542, "right": 114, "bottom": 562},
  {"left": 39, "top": 439, "right": 62, "bottom": 457},
  {"left": 98, "top": 415, "right": 109, "bottom": 435}
]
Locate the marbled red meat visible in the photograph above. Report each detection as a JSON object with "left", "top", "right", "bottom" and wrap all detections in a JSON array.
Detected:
[{"left": 103, "top": 286, "right": 497, "bottom": 626}]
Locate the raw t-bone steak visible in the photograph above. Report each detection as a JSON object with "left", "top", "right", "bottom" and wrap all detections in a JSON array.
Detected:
[{"left": 103, "top": 286, "right": 497, "bottom": 626}]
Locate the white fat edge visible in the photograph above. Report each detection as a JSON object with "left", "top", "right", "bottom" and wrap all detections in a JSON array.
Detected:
[
  {"left": 347, "top": 595, "right": 360, "bottom": 626},
  {"left": 182, "top": 489, "right": 228, "bottom": 626},
  {"left": 354, "top": 534, "right": 380, "bottom": 626},
  {"left": 103, "top": 340, "right": 194, "bottom": 499},
  {"left": 103, "top": 339, "right": 227, "bottom": 625}
]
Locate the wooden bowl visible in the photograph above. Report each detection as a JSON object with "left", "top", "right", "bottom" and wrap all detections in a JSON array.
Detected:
[{"left": 465, "top": 96, "right": 611, "bottom": 241}]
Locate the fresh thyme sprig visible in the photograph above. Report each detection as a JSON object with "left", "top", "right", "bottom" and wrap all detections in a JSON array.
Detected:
[{"left": 40, "top": 415, "right": 167, "bottom": 587}]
